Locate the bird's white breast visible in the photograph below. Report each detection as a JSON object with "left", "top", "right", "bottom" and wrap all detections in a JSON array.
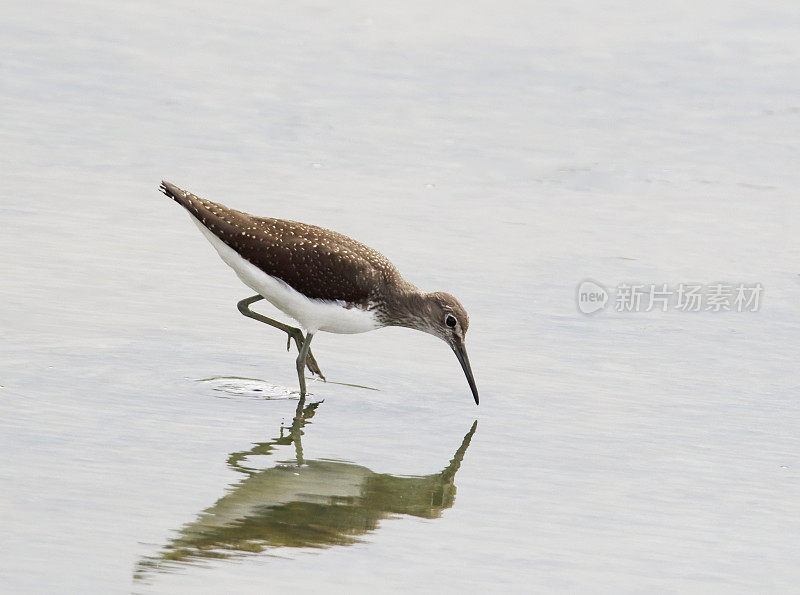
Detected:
[{"left": 190, "top": 215, "right": 381, "bottom": 334}]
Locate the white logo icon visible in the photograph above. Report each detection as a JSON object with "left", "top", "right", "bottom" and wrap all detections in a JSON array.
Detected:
[{"left": 576, "top": 280, "right": 608, "bottom": 314}]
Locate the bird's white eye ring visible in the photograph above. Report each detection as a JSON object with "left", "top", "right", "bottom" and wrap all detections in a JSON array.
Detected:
[{"left": 445, "top": 314, "right": 457, "bottom": 328}]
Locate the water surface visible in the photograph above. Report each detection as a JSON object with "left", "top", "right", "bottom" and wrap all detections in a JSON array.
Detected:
[{"left": 2, "top": 1, "right": 799, "bottom": 592}]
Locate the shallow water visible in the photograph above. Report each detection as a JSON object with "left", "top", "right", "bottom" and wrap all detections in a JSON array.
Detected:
[{"left": 2, "top": 1, "right": 800, "bottom": 592}]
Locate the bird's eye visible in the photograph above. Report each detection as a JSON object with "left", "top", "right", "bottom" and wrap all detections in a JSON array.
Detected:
[{"left": 445, "top": 314, "right": 457, "bottom": 328}]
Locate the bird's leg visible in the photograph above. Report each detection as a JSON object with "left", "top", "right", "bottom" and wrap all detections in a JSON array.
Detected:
[
  {"left": 295, "top": 332, "right": 315, "bottom": 397},
  {"left": 290, "top": 396, "right": 306, "bottom": 466},
  {"left": 236, "top": 295, "right": 325, "bottom": 379}
]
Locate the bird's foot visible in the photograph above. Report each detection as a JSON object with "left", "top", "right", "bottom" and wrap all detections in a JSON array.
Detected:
[
  {"left": 286, "top": 330, "right": 325, "bottom": 381},
  {"left": 305, "top": 351, "right": 325, "bottom": 381}
]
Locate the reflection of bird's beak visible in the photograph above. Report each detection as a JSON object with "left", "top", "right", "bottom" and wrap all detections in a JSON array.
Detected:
[{"left": 451, "top": 339, "right": 479, "bottom": 405}]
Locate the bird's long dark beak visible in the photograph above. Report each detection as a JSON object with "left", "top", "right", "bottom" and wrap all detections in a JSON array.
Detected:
[{"left": 451, "top": 340, "right": 479, "bottom": 405}]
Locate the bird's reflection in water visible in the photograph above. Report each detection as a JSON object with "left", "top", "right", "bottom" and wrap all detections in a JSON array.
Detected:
[{"left": 136, "top": 399, "right": 477, "bottom": 577}]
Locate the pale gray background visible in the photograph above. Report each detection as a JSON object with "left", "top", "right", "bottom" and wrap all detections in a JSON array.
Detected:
[{"left": 1, "top": 1, "right": 799, "bottom": 592}]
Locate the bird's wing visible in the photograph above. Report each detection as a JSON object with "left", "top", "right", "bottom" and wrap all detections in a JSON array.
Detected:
[{"left": 160, "top": 181, "right": 402, "bottom": 303}]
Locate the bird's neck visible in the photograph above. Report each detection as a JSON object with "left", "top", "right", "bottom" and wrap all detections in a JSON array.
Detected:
[{"left": 377, "top": 286, "right": 435, "bottom": 333}]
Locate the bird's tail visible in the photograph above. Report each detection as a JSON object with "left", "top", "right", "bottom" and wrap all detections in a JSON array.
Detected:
[
  {"left": 159, "top": 180, "right": 192, "bottom": 209},
  {"left": 158, "top": 180, "right": 253, "bottom": 241},
  {"left": 159, "top": 180, "right": 219, "bottom": 220}
]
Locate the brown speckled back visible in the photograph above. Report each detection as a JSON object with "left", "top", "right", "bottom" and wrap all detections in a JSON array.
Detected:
[{"left": 161, "top": 181, "right": 407, "bottom": 304}]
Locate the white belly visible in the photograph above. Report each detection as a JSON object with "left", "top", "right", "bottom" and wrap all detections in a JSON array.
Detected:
[{"left": 190, "top": 215, "right": 381, "bottom": 334}]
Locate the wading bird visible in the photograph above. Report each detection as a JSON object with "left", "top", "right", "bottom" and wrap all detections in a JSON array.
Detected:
[{"left": 160, "top": 181, "right": 479, "bottom": 404}]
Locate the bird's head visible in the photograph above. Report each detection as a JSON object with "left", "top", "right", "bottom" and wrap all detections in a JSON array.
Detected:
[{"left": 403, "top": 291, "right": 479, "bottom": 405}]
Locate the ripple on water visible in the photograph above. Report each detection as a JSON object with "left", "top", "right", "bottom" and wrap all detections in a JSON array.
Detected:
[{"left": 197, "top": 376, "right": 299, "bottom": 399}]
